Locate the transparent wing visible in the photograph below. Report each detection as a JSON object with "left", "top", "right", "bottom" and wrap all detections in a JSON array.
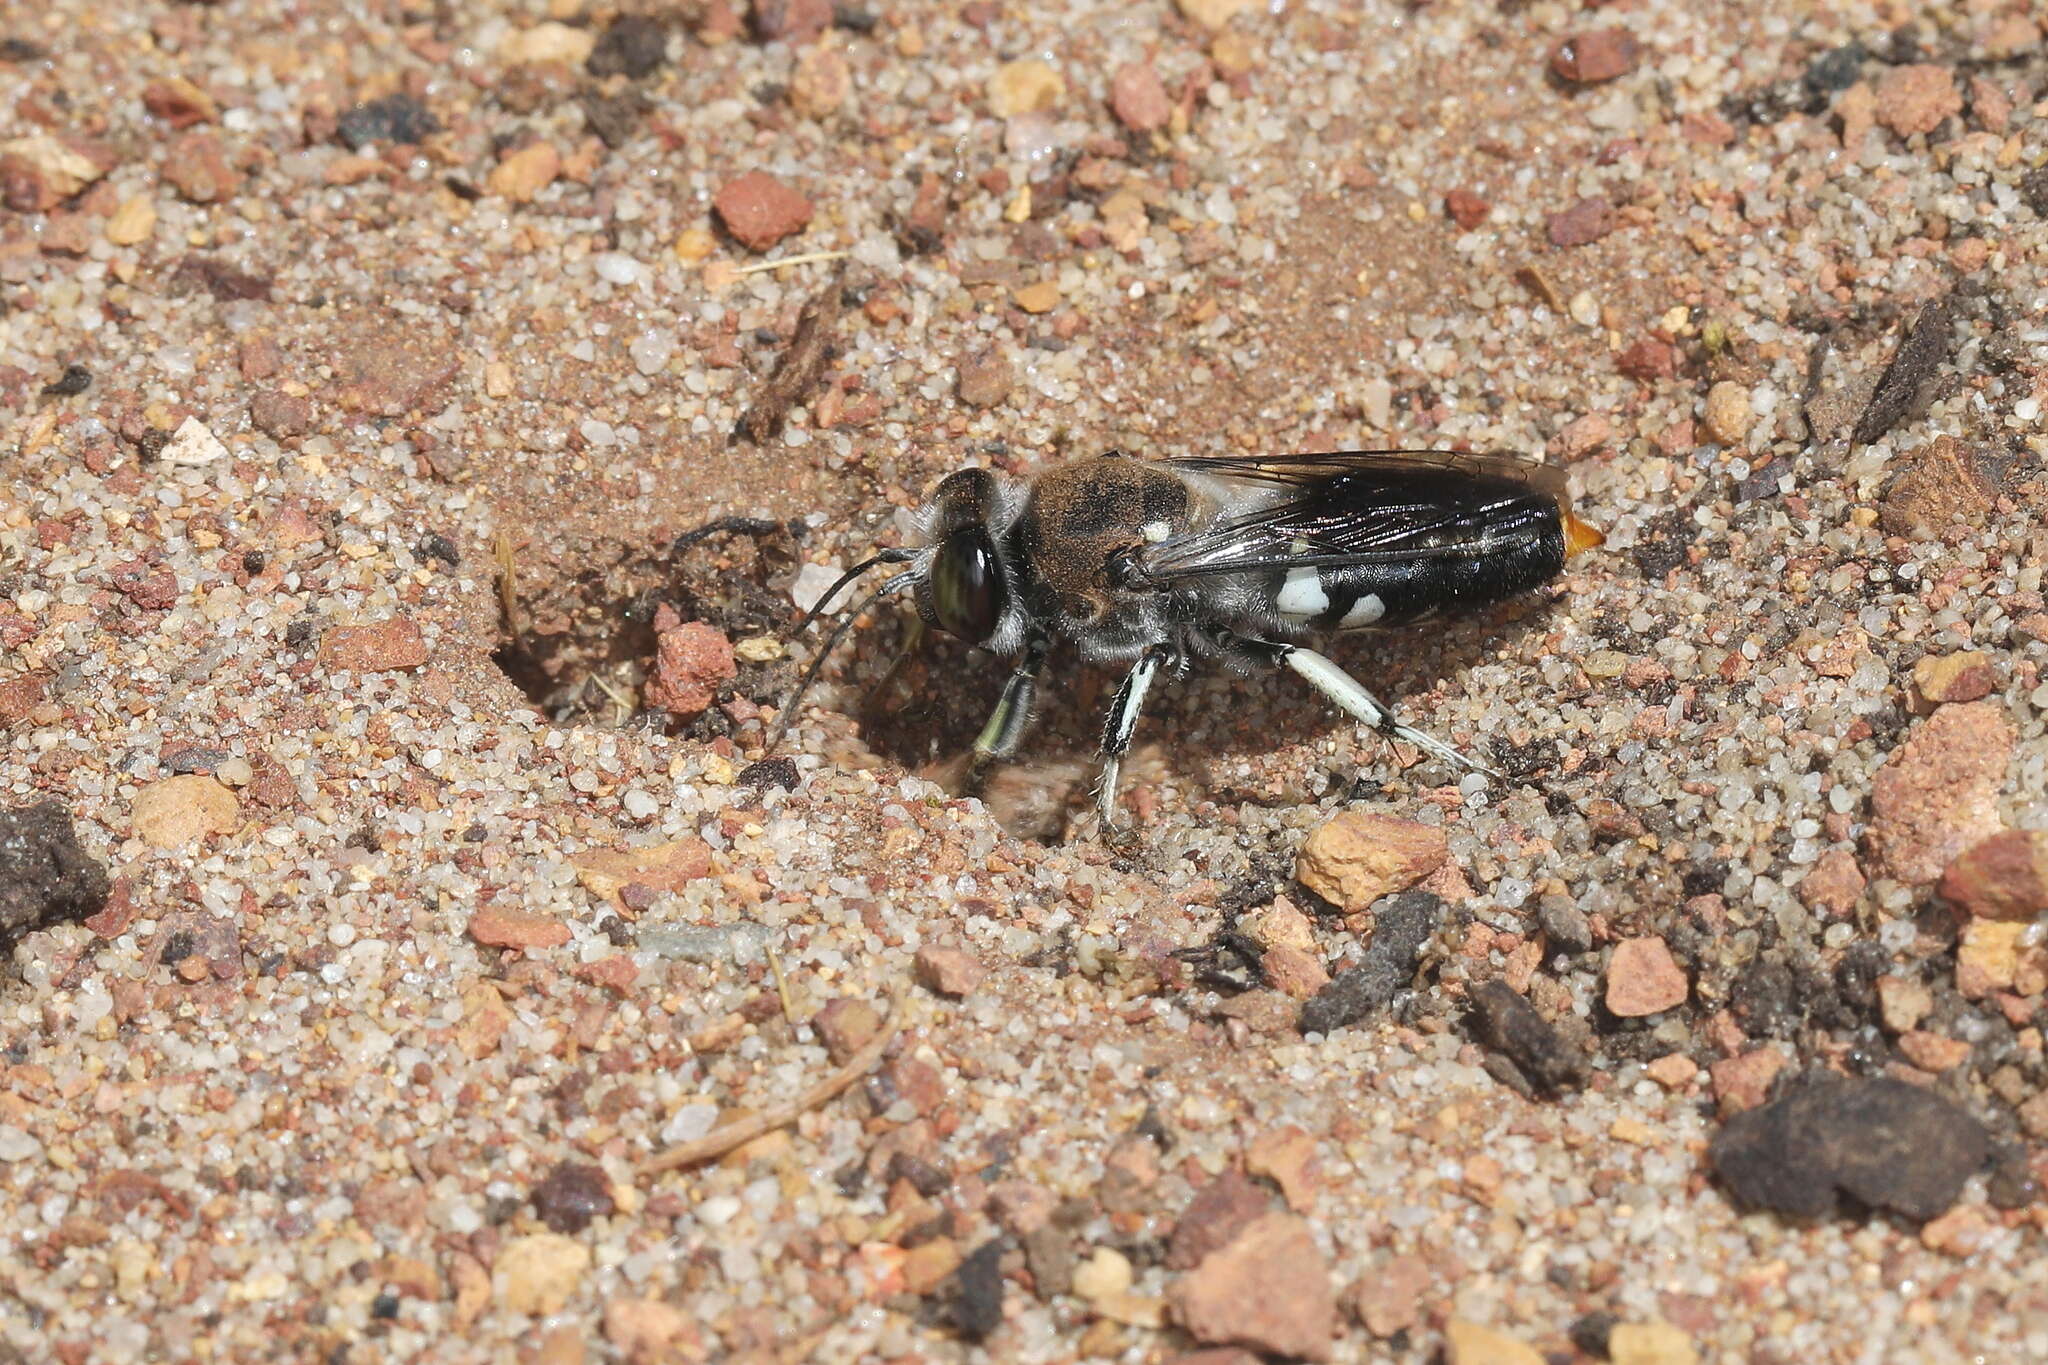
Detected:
[{"left": 1138, "top": 449, "right": 1565, "bottom": 582}]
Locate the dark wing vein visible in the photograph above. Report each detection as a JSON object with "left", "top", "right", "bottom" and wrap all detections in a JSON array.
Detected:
[{"left": 1165, "top": 448, "right": 1567, "bottom": 497}]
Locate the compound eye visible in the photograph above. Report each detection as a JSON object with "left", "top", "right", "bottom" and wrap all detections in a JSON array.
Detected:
[{"left": 930, "top": 527, "right": 1005, "bottom": 642}]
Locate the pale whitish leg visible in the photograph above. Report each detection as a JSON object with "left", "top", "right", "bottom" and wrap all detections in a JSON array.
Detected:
[
  {"left": 1094, "top": 646, "right": 1171, "bottom": 827},
  {"left": 970, "top": 634, "right": 1048, "bottom": 772},
  {"left": 1282, "top": 646, "right": 1497, "bottom": 776}
]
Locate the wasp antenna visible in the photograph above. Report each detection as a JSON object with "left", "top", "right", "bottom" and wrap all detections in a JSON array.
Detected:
[
  {"left": 767, "top": 568, "right": 916, "bottom": 752},
  {"left": 788, "top": 548, "right": 916, "bottom": 639}
]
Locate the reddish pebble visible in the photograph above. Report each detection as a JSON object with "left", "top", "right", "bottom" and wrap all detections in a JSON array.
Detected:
[
  {"left": 572, "top": 955, "right": 638, "bottom": 996},
  {"left": 1353, "top": 1253, "right": 1430, "bottom": 1337},
  {"left": 0, "top": 672, "right": 50, "bottom": 726},
  {"left": 1897, "top": 1030, "right": 1971, "bottom": 1072},
  {"left": 1709, "top": 1047, "right": 1787, "bottom": 1115},
  {"left": 1680, "top": 111, "right": 1737, "bottom": 146},
  {"left": 1110, "top": 62, "right": 1172, "bottom": 133},
  {"left": 1548, "top": 195, "right": 1616, "bottom": 247},
  {"left": 109, "top": 560, "right": 178, "bottom": 610},
  {"left": 1167, "top": 1169, "right": 1274, "bottom": 1271},
  {"left": 751, "top": 0, "right": 832, "bottom": 43},
  {"left": 1617, "top": 337, "right": 1676, "bottom": 380},
  {"left": 1867, "top": 701, "right": 2012, "bottom": 885},
  {"left": 643, "top": 617, "right": 735, "bottom": 718},
  {"left": 142, "top": 77, "right": 217, "bottom": 129},
  {"left": 469, "top": 905, "right": 572, "bottom": 950},
  {"left": 1550, "top": 412, "right": 1612, "bottom": 462},
  {"left": 1874, "top": 64, "right": 1961, "bottom": 138},
  {"left": 1939, "top": 830, "right": 2048, "bottom": 922},
  {"left": 914, "top": 944, "right": 988, "bottom": 998},
  {"left": 1168, "top": 1212, "right": 1336, "bottom": 1362},
  {"left": 1605, "top": 936, "right": 1688, "bottom": 1017},
  {"left": 321, "top": 617, "right": 430, "bottom": 673},
  {"left": 250, "top": 389, "right": 313, "bottom": 438},
  {"left": 1550, "top": 28, "right": 1642, "bottom": 84},
  {"left": 1796, "top": 848, "right": 1866, "bottom": 917},
  {"left": 1443, "top": 187, "right": 1490, "bottom": 230},
  {"left": 713, "top": 171, "right": 813, "bottom": 252},
  {"left": 1909, "top": 650, "right": 1996, "bottom": 711},
  {"left": 813, "top": 997, "right": 883, "bottom": 1062},
  {"left": 162, "top": 130, "right": 239, "bottom": 204},
  {"left": 1259, "top": 946, "right": 1329, "bottom": 1001}
]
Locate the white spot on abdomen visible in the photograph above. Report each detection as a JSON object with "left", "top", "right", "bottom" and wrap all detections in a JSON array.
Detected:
[
  {"left": 1276, "top": 567, "right": 1329, "bottom": 617},
  {"left": 1338, "top": 593, "right": 1386, "bottom": 628},
  {"left": 1141, "top": 520, "right": 1171, "bottom": 543}
]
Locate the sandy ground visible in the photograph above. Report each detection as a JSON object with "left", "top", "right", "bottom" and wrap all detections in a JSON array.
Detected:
[{"left": 4, "top": 0, "right": 2048, "bottom": 1361}]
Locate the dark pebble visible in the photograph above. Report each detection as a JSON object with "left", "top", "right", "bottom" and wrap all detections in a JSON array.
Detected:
[
  {"left": 0, "top": 802, "right": 111, "bottom": 949},
  {"left": 1022, "top": 1224, "right": 1073, "bottom": 1299},
  {"left": 1710, "top": 1076, "right": 1988, "bottom": 1220},
  {"left": 2019, "top": 167, "right": 2048, "bottom": 219},
  {"left": 587, "top": 14, "right": 668, "bottom": 79},
  {"left": 162, "top": 746, "right": 232, "bottom": 775},
  {"left": 947, "top": 1238, "right": 1006, "bottom": 1340},
  {"left": 174, "top": 255, "right": 272, "bottom": 302},
  {"left": 737, "top": 757, "right": 801, "bottom": 792},
  {"left": 369, "top": 1292, "right": 399, "bottom": 1320},
  {"left": 416, "top": 532, "right": 460, "bottom": 567},
  {"left": 1853, "top": 297, "right": 1955, "bottom": 447},
  {"left": 529, "top": 1160, "right": 616, "bottom": 1234},
  {"left": 336, "top": 93, "right": 441, "bottom": 150},
  {"left": 1297, "top": 890, "right": 1443, "bottom": 1036},
  {"left": 1733, "top": 461, "right": 1782, "bottom": 503},
  {"left": 886, "top": 1151, "right": 952, "bottom": 1197},
  {"left": 40, "top": 364, "right": 90, "bottom": 397},
  {"left": 1468, "top": 979, "right": 1587, "bottom": 1096},
  {"left": 1570, "top": 1311, "right": 1618, "bottom": 1357},
  {"left": 1802, "top": 42, "right": 1867, "bottom": 99},
  {"left": 1536, "top": 896, "right": 1593, "bottom": 955},
  {"left": 581, "top": 90, "right": 648, "bottom": 149},
  {"left": 1986, "top": 1145, "right": 2041, "bottom": 1212}
]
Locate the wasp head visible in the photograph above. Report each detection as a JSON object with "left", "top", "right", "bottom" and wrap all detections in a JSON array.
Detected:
[{"left": 912, "top": 468, "right": 1018, "bottom": 648}]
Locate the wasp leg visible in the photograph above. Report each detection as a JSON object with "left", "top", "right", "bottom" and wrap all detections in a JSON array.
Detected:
[
  {"left": 970, "top": 632, "right": 1049, "bottom": 774},
  {"left": 1094, "top": 643, "right": 1176, "bottom": 830},
  {"left": 1221, "top": 634, "right": 1497, "bottom": 777}
]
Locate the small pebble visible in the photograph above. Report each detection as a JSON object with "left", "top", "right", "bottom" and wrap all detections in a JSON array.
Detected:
[
  {"left": 713, "top": 170, "right": 813, "bottom": 252},
  {"left": 1604, "top": 936, "right": 1688, "bottom": 1017},
  {"left": 1701, "top": 381, "right": 1752, "bottom": 445},
  {"left": 1874, "top": 64, "right": 1961, "bottom": 137},
  {"left": 1110, "top": 63, "right": 1171, "bottom": 133},
  {"left": 987, "top": 58, "right": 1065, "bottom": 118},
  {"left": 1549, "top": 28, "right": 1642, "bottom": 84},
  {"left": 1295, "top": 812, "right": 1447, "bottom": 915}
]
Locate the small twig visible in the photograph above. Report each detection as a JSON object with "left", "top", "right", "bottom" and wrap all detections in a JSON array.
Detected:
[
  {"left": 493, "top": 530, "right": 525, "bottom": 640},
  {"left": 588, "top": 672, "right": 636, "bottom": 722},
  {"left": 764, "top": 941, "right": 795, "bottom": 1021},
  {"left": 731, "top": 249, "right": 849, "bottom": 277},
  {"left": 638, "top": 984, "right": 907, "bottom": 1179}
]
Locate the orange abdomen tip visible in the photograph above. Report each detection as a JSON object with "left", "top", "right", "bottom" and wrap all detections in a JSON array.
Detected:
[{"left": 1563, "top": 511, "right": 1606, "bottom": 559}]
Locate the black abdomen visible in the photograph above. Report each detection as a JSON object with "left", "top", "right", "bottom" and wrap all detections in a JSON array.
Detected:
[{"left": 1274, "top": 492, "right": 1566, "bottom": 632}]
